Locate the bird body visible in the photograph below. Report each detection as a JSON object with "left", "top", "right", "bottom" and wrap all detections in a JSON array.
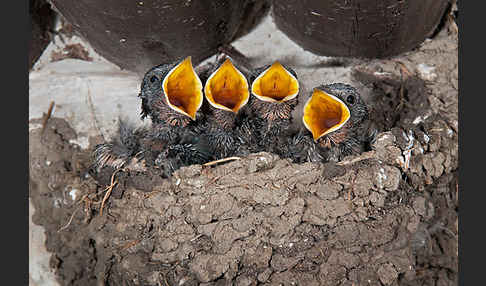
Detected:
[
  {"left": 91, "top": 56, "right": 372, "bottom": 181},
  {"left": 290, "top": 83, "right": 370, "bottom": 162},
  {"left": 198, "top": 57, "right": 253, "bottom": 157},
  {"left": 93, "top": 56, "right": 211, "bottom": 177},
  {"left": 249, "top": 62, "right": 299, "bottom": 124},
  {"left": 247, "top": 62, "right": 301, "bottom": 155}
]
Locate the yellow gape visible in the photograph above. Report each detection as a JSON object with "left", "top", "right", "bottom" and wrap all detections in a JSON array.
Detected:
[
  {"left": 204, "top": 58, "right": 250, "bottom": 113},
  {"left": 162, "top": 56, "right": 203, "bottom": 120},
  {"left": 251, "top": 61, "right": 299, "bottom": 102},
  {"left": 303, "top": 89, "right": 351, "bottom": 141}
]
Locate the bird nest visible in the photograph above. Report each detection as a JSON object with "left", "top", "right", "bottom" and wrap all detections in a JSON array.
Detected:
[{"left": 29, "top": 33, "right": 457, "bottom": 286}]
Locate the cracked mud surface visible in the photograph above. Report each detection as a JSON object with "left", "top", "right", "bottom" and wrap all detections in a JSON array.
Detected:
[{"left": 29, "top": 28, "right": 458, "bottom": 286}]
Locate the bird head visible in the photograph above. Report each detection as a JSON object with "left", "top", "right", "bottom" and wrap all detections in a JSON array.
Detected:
[
  {"left": 203, "top": 58, "right": 250, "bottom": 113},
  {"left": 251, "top": 61, "right": 299, "bottom": 103},
  {"left": 303, "top": 83, "right": 368, "bottom": 142},
  {"left": 140, "top": 57, "right": 203, "bottom": 121}
]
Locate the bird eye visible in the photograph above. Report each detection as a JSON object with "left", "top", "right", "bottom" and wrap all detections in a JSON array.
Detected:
[
  {"left": 150, "top": 75, "right": 158, "bottom": 83},
  {"left": 346, "top": 95, "right": 355, "bottom": 104}
]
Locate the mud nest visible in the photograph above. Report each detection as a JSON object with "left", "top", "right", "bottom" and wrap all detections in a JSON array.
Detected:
[{"left": 29, "top": 30, "right": 458, "bottom": 286}]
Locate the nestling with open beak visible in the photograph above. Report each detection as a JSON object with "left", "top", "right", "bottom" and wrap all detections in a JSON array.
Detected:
[
  {"left": 250, "top": 61, "right": 300, "bottom": 123},
  {"left": 92, "top": 57, "right": 213, "bottom": 178},
  {"left": 197, "top": 57, "right": 253, "bottom": 157},
  {"left": 284, "top": 83, "right": 370, "bottom": 163},
  {"left": 140, "top": 56, "right": 204, "bottom": 131},
  {"left": 249, "top": 61, "right": 300, "bottom": 152},
  {"left": 138, "top": 56, "right": 214, "bottom": 172}
]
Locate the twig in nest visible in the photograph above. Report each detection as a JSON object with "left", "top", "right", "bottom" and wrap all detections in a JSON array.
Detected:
[
  {"left": 394, "top": 61, "right": 412, "bottom": 78},
  {"left": 203, "top": 156, "right": 241, "bottom": 167},
  {"left": 120, "top": 239, "right": 141, "bottom": 251},
  {"left": 158, "top": 272, "right": 170, "bottom": 286},
  {"left": 395, "top": 84, "right": 406, "bottom": 112},
  {"left": 82, "top": 195, "right": 94, "bottom": 223},
  {"left": 143, "top": 190, "right": 162, "bottom": 199},
  {"left": 100, "top": 169, "right": 122, "bottom": 216},
  {"left": 41, "top": 101, "right": 55, "bottom": 135},
  {"left": 394, "top": 62, "right": 410, "bottom": 112},
  {"left": 336, "top": 151, "right": 375, "bottom": 166},
  {"left": 205, "top": 175, "right": 222, "bottom": 187},
  {"left": 58, "top": 207, "right": 80, "bottom": 232}
]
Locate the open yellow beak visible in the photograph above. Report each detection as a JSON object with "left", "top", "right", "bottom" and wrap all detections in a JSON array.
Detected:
[
  {"left": 251, "top": 61, "right": 299, "bottom": 102},
  {"left": 204, "top": 58, "right": 250, "bottom": 113},
  {"left": 162, "top": 56, "right": 203, "bottom": 120},
  {"left": 303, "top": 89, "right": 351, "bottom": 141}
]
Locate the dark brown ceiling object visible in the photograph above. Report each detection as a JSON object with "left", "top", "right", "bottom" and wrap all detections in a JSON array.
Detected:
[
  {"left": 30, "top": 0, "right": 56, "bottom": 69},
  {"left": 49, "top": 0, "right": 270, "bottom": 74},
  {"left": 272, "top": 0, "right": 449, "bottom": 58}
]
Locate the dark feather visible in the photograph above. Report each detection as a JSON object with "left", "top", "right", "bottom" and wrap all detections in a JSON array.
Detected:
[{"left": 91, "top": 118, "right": 144, "bottom": 171}]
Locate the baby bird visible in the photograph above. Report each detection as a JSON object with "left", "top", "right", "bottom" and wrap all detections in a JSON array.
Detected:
[
  {"left": 198, "top": 57, "right": 252, "bottom": 158},
  {"left": 138, "top": 56, "right": 214, "bottom": 173},
  {"left": 139, "top": 56, "right": 204, "bottom": 133},
  {"left": 248, "top": 61, "right": 300, "bottom": 153},
  {"left": 283, "top": 83, "right": 370, "bottom": 163},
  {"left": 92, "top": 57, "right": 213, "bottom": 178}
]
